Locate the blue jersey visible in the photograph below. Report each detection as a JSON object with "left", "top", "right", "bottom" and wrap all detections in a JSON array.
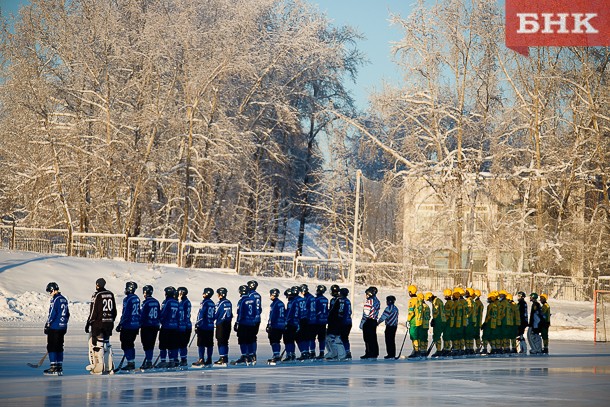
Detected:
[
  {"left": 314, "top": 294, "right": 329, "bottom": 324},
  {"left": 343, "top": 297, "right": 352, "bottom": 325},
  {"left": 378, "top": 304, "right": 399, "bottom": 327},
  {"left": 237, "top": 295, "right": 257, "bottom": 326},
  {"left": 140, "top": 297, "right": 160, "bottom": 327},
  {"left": 119, "top": 293, "right": 141, "bottom": 330},
  {"left": 178, "top": 297, "right": 192, "bottom": 331},
  {"left": 250, "top": 290, "right": 262, "bottom": 324},
  {"left": 295, "top": 295, "right": 307, "bottom": 322},
  {"left": 286, "top": 297, "right": 300, "bottom": 327},
  {"left": 160, "top": 297, "right": 180, "bottom": 329},
  {"left": 303, "top": 292, "right": 316, "bottom": 322},
  {"left": 196, "top": 298, "right": 216, "bottom": 331},
  {"left": 268, "top": 298, "right": 286, "bottom": 330},
  {"left": 47, "top": 293, "right": 70, "bottom": 330},
  {"left": 215, "top": 298, "right": 233, "bottom": 325}
]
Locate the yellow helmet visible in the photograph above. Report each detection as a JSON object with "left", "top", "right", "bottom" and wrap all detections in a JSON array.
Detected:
[
  {"left": 466, "top": 288, "right": 475, "bottom": 297},
  {"left": 417, "top": 292, "right": 424, "bottom": 300},
  {"left": 474, "top": 289, "right": 481, "bottom": 297},
  {"left": 407, "top": 285, "right": 417, "bottom": 295},
  {"left": 424, "top": 292, "right": 434, "bottom": 301},
  {"left": 540, "top": 293, "right": 548, "bottom": 301},
  {"left": 443, "top": 288, "right": 453, "bottom": 298},
  {"left": 506, "top": 293, "right": 513, "bottom": 301},
  {"left": 499, "top": 290, "right": 508, "bottom": 297},
  {"left": 489, "top": 291, "right": 498, "bottom": 299}
]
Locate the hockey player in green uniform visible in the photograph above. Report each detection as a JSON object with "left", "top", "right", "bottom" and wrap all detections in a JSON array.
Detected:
[
  {"left": 418, "top": 292, "right": 431, "bottom": 357},
  {"left": 481, "top": 291, "right": 498, "bottom": 354},
  {"left": 442, "top": 288, "right": 454, "bottom": 356},
  {"left": 496, "top": 290, "right": 509, "bottom": 353},
  {"left": 425, "top": 292, "right": 445, "bottom": 358},
  {"left": 507, "top": 293, "right": 520, "bottom": 353},
  {"left": 464, "top": 288, "right": 478, "bottom": 355},
  {"left": 406, "top": 285, "right": 421, "bottom": 358}
]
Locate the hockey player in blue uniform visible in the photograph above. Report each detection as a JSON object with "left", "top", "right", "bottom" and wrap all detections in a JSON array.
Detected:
[
  {"left": 177, "top": 287, "right": 192, "bottom": 367},
  {"left": 116, "top": 281, "right": 140, "bottom": 371},
  {"left": 340, "top": 287, "right": 353, "bottom": 360},
  {"left": 283, "top": 287, "right": 300, "bottom": 362},
  {"left": 214, "top": 287, "right": 233, "bottom": 366},
  {"left": 312, "top": 285, "right": 329, "bottom": 359},
  {"left": 299, "top": 284, "right": 316, "bottom": 360},
  {"left": 157, "top": 286, "right": 180, "bottom": 368},
  {"left": 267, "top": 288, "right": 286, "bottom": 364},
  {"left": 44, "top": 282, "right": 70, "bottom": 375},
  {"left": 233, "top": 285, "right": 258, "bottom": 365},
  {"left": 360, "top": 286, "right": 380, "bottom": 359},
  {"left": 192, "top": 288, "right": 216, "bottom": 368},
  {"left": 139, "top": 285, "right": 160, "bottom": 370},
  {"left": 293, "top": 286, "right": 310, "bottom": 360},
  {"left": 247, "top": 280, "right": 262, "bottom": 362}
]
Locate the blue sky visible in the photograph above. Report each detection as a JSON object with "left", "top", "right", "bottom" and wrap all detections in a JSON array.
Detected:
[{"left": 1, "top": 0, "right": 416, "bottom": 110}]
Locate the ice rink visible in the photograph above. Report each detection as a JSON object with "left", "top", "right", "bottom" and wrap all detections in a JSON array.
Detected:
[{"left": 1, "top": 327, "right": 610, "bottom": 406}]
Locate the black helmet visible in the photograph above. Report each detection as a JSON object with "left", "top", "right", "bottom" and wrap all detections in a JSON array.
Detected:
[
  {"left": 316, "top": 285, "right": 327, "bottom": 295},
  {"left": 300, "top": 284, "right": 309, "bottom": 294},
  {"left": 386, "top": 295, "right": 396, "bottom": 304},
  {"left": 46, "top": 282, "right": 59, "bottom": 293},
  {"left": 292, "top": 285, "right": 302, "bottom": 295},
  {"left": 340, "top": 288, "right": 349, "bottom": 297},
  {"left": 330, "top": 284, "right": 340, "bottom": 297},
  {"left": 202, "top": 287, "right": 214, "bottom": 298},
  {"left": 365, "top": 287, "right": 375, "bottom": 297},
  {"left": 284, "top": 288, "right": 292, "bottom": 298},
  {"left": 369, "top": 286, "right": 378, "bottom": 296},
  {"left": 143, "top": 285, "right": 154, "bottom": 296},
  {"left": 217, "top": 287, "right": 228, "bottom": 298},
  {"left": 239, "top": 285, "right": 249, "bottom": 296},
  {"left": 517, "top": 291, "right": 526, "bottom": 298},
  {"left": 164, "top": 286, "right": 176, "bottom": 298},
  {"left": 177, "top": 286, "right": 188, "bottom": 296},
  {"left": 270, "top": 288, "right": 280, "bottom": 297},
  {"left": 247, "top": 280, "right": 258, "bottom": 291},
  {"left": 96, "top": 278, "right": 106, "bottom": 289},
  {"left": 125, "top": 281, "right": 138, "bottom": 295}
]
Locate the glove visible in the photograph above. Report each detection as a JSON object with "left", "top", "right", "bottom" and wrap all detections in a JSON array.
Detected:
[
  {"left": 85, "top": 323, "right": 90, "bottom": 334},
  {"left": 116, "top": 324, "right": 122, "bottom": 332},
  {"left": 233, "top": 322, "right": 239, "bottom": 332},
  {"left": 295, "top": 324, "right": 300, "bottom": 333},
  {"left": 44, "top": 323, "right": 50, "bottom": 335},
  {"left": 430, "top": 318, "right": 435, "bottom": 328}
]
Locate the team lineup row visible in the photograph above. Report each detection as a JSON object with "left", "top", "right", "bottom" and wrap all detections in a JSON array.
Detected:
[{"left": 41, "top": 278, "right": 552, "bottom": 375}]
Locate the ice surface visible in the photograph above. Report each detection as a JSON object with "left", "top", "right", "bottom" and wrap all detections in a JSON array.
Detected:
[{"left": 1, "top": 327, "right": 610, "bottom": 406}]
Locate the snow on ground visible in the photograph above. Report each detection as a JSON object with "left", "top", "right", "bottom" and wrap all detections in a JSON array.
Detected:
[{"left": 0, "top": 249, "right": 595, "bottom": 341}]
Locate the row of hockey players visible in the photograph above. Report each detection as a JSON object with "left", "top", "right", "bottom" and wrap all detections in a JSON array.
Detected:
[
  {"left": 40, "top": 278, "right": 551, "bottom": 375},
  {"left": 404, "top": 285, "right": 552, "bottom": 359}
]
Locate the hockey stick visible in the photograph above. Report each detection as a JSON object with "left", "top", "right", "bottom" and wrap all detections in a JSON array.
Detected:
[
  {"left": 188, "top": 331, "right": 197, "bottom": 347},
  {"left": 151, "top": 354, "right": 161, "bottom": 368},
  {"left": 425, "top": 341, "right": 435, "bottom": 357},
  {"left": 27, "top": 352, "right": 48, "bottom": 368},
  {"left": 395, "top": 326, "right": 409, "bottom": 360},
  {"left": 112, "top": 355, "right": 126, "bottom": 373}
]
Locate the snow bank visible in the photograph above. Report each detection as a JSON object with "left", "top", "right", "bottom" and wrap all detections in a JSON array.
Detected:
[{"left": 0, "top": 249, "right": 595, "bottom": 341}]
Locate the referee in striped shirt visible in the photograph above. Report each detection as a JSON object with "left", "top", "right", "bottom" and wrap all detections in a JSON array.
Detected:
[{"left": 378, "top": 295, "right": 399, "bottom": 359}]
